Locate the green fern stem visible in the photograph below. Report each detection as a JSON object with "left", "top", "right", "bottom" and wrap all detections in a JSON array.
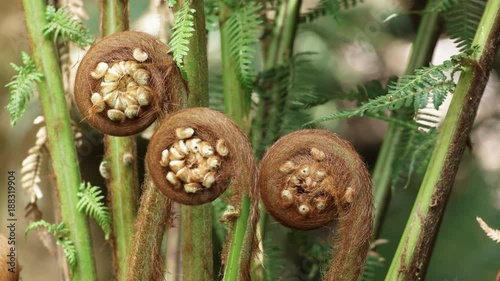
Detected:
[
  {"left": 20, "top": 0, "right": 97, "bottom": 280},
  {"left": 385, "top": 1, "right": 500, "bottom": 279},
  {"left": 99, "top": 1, "right": 139, "bottom": 280},
  {"left": 218, "top": 3, "right": 260, "bottom": 280},
  {"left": 175, "top": 1, "right": 213, "bottom": 280},
  {"left": 219, "top": 1, "right": 251, "bottom": 133},
  {"left": 100, "top": 0, "right": 129, "bottom": 33},
  {"left": 372, "top": 2, "right": 443, "bottom": 236}
]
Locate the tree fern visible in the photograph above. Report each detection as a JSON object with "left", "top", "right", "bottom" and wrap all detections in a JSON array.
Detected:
[
  {"left": 77, "top": 182, "right": 112, "bottom": 240},
  {"left": 5, "top": 52, "right": 43, "bottom": 126},
  {"left": 26, "top": 220, "right": 77, "bottom": 271},
  {"left": 224, "top": 2, "right": 262, "bottom": 95},
  {"left": 169, "top": 1, "right": 195, "bottom": 68},
  {"left": 305, "top": 50, "right": 472, "bottom": 126},
  {"left": 443, "top": 0, "right": 486, "bottom": 52},
  {"left": 44, "top": 5, "right": 93, "bottom": 47}
]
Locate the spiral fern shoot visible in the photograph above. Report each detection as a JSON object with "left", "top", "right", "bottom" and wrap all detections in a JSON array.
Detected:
[
  {"left": 169, "top": 1, "right": 195, "bottom": 68},
  {"left": 44, "top": 5, "right": 93, "bottom": 47},
  {"left": 225, "top": 2, "right": 262, "bottom": 94},
  {"left": 25, "top": 220, "right": 77, "bottom": 271},
  {"left": 77, "top": 182, "right": 112, "bottom": 240},
  {"left": 5, "top": 52, "right": 43, "bottom": 126}
]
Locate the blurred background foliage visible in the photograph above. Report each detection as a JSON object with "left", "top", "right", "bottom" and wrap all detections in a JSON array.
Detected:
[{"left": 1, "top": 0, "right": 499, "bottom": 280}]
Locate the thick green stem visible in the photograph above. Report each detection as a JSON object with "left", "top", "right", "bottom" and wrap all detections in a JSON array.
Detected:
[
  {"left": 385, "top": 2, "right": 500, "bottom": 280},
  {"left": 20, "top": 0, "right": 96, "bottom": 280},
  {"left": 99, "top": 1, "right": 139, "bottom": 280},
  {"left": 217, "top": 2, "right": 266, "bottom": 280},
  {"left": 176, "top": 1, "right": 213, "bottom": 280},
  {"left": 372, "top": 4, "right": 442, "bottom": 235}
]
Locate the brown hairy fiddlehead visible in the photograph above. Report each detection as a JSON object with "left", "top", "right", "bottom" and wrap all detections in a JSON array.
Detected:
[
  {"left": 0, "top": 234, "right": 20, "bottom": 281},
  {"left": 258, "top": 129, "right": 373, "bottom": 280},
  {"left": 74, "top": 31, "right": 186, "bottom": 136},
  {"left": 146, "top": 107, "right": 256, "bottom": 206}
]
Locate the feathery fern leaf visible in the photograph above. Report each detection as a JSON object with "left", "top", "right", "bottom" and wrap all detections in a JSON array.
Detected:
[
  {"left": 5, "top": 52, "right": 43, "bottom": 126},
  {"left": 77, "top": 182, "right": 112, "bottom": 240},
  {"left": 425, "top": 0, "right": 460, "bottom": 12},
  {"left": 168, "top": 0, "right": 177, "bottom": 7},
  {"left": 44, "top": 5, "right": 93, "bottom": 47},
  {"left": 26, "top": 220, "right": 77, "bottom": 270},
  {"left": 444, "top": 0, "right": 486, "bottom": 52},
  {"left": 21, "top": 117, "right": 47, "bottom": 203},
  {"left": 360, "top": 255, "right": 384, "bottom": 281},
  {"left": 225, "top": 2, "right": 262, "bottom": 94},
  {"left": 305, "top": 50, "right": 472, "bottom": 126},
  {"left": 476, "top": 217, "right": 500, "bottom": 243},
  {"left": 391, "top": 128, "right": 438, "bottom": 189},
  {"left": 169, "top": 1, "right": 196, "bottom": 68}
]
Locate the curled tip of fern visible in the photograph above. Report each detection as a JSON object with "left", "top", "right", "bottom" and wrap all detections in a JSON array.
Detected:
[
  {"left": 258, "top": 129, "right": 373, "bottom": 280},
  {"left": 74, "top": 31, "right": 186, "bottom": 136},
  {"left": 146, "top": 107, "right": 256, "bottom": 205}
]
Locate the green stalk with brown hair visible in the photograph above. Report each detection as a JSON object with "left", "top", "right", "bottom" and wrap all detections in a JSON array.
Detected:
[
  {"left": 385, "top": 0, "right": 500, "bottom": 279},
  {"left": 174, "top": 0, "right": 214, "bottom": 280},
  {"left": 98, "top": 1, "right": 140, "bottom": 280},
  {"left": 19, "top": 0, "right": 97, "bottom": 280}
]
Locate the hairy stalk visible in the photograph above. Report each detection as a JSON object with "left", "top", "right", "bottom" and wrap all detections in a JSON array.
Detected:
[
  {"left": 98, "top": 1, "right": 139, "bottom": 280},
  {"left": 372, "top": 2, "right": 442, "bottom": 236},
  {"left": 127, "top": 177, "right": 171, "bottom": 281},
  {"left": 175, "top": 1, "right": 213, "bottom": 280},
  {"left": 20, "top": 0, "right": 97, "bottom": 280},
  {"left": 385, "top": 1, "right": 500, "bottom": 279}
]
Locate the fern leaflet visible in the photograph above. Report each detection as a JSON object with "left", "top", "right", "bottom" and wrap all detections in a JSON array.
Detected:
[
  {"left": 26, "top": 220, "right": 77, "bottom": 271},
  {"left": 425, "top": 0, "right": 460, "bottom": 12},
  {"left": 77, "top": 182, "right": 112, "bottom": 240},
  {"left": 444, "top": 0, "right": 486, "bottom": 52},
  {"left": 169, "top": 1, "right": 195, "bottom": 68},
  {"left": 225, "top": 2, "right": 262, "bottom": 94},
  {"left": 5, "top": 52, "right": 43, "bottom": 126},
  {"left": 168, "top": 0, "right": 177, "bottom": 7},
  {"left": 44, "top": 5, "right": 93, "bottom": 47},
  {"left": 305, "top": 51, "right": 472, "bottom": 126}
]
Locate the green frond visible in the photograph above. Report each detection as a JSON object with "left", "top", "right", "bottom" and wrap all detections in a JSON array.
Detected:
[
  {"left": 391, "top": 128, "right": 438, "bottom": 189},
  {"left": 77, "top": 182, "right": 112, "bottom": 240},
  {"left": 224, "top": 2, "right": 262, "bottom": 94},
  {"left": 26, "top": 220, "right": 77, "bottom": 271},
  {"left": 169, "top": 1, "right": 196, "bottom": 68},
  {"left": 304, "top": 50, "right": 474, "bottom": 126},
  {"left": 360, "top": 255, "right": 384, "bottom": 281},
  {"left": 168, "top": 0, "right": 178, "bottom": 8},
  {"left": 208, "top": 72, "right": 225, "bottom": 112},
  {"left": 5, "top": 52, "right": 43, "bottom": 126},
  {"left": 444, "top": 0, "right": 486, "bottom": 52},
  {"left": 205, "top": 0, "right": 219, "bottom": 31},
  {"left": 300, "top": 0, "right": 363, "bottom": 23},
  {"left": 425, "top": 0, "right": 460, "bottom": 12},
  {"left": 43, "top": 5, "right": 94, "bottom": 47}
]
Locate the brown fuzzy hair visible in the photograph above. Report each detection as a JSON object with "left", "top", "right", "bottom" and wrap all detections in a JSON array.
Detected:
[
  {"left": 258, "top": 129, "right": 373, "bottom": 281},
  {"left": 74, "top": 31, "right": 186, "bottom": 136},
  {"left": 146, "top": 107, "right": 257, "bottom": 206}
]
